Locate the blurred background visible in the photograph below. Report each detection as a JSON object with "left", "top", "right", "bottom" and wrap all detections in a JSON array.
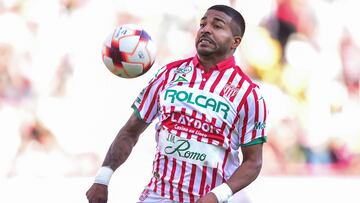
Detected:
[{"left": 0, "top": 0, "right": 359, "bottom": 202}]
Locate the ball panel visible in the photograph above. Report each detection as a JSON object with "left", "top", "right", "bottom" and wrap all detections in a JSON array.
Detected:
[
  {"left": 139, "top": 29, "right": 152, "bottom": 41},
  {"left": 109, "top": 44, "right": 128, "bottom": 67},
  {"left": 102, "top": 46, "right": 111, "bottom": 59},
  {"left": 118, "top": 35, "right": 140, "bottom": 53},
  {"left": 121, "top": 62, "right": 144, "bottom": 78},
  {"left": 103, "top": 55, "right": 115, "bottom": 72},
  {"left": 104, "top": 33, "right": 113, "bottom": 48},
  {"left": 125, "top": 41, "right": 151, "bottom": 67},
  {"left": 145, "top": 39, "right": 156, "bottom": 68},
  {"left": 113, "top": 68, "right": 127, "bottom": 78}
]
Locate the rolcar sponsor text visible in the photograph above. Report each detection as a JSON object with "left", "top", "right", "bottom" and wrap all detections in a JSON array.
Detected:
[{"left": 164, "top": 89, "right": 230, "bottom": 119}]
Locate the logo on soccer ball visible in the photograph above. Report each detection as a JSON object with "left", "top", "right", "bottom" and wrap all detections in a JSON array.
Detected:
[{"left": 101, "top": 24, "right": 157, "bottom": 78}]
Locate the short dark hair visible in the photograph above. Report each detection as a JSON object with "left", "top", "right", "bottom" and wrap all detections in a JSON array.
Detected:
[{"left": 208, "top": 5, "right": 246, "bottom": 37}]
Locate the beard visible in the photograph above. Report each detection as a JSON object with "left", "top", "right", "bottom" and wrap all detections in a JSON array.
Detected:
[
  {"left": 196, "top": 47, "right": 213, "bottom": 56},
  {"left": 196, "top": 42, "right": 230, "bottom": 58},
  {"left": 196, "top": 40, "right": 217, "bottom": 56}
]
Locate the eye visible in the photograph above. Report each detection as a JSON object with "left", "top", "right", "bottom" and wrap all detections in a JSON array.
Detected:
[
  {"left": 213, "top": 24, "right": 222, "bottom": 29},
  {"left": 199, "top": 23, "right": 205, "bottom": 28}
]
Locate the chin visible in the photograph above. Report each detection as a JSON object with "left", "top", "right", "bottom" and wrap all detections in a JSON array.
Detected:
[{"left": 196, "top": 48, "right": 213, "bottom": 56}]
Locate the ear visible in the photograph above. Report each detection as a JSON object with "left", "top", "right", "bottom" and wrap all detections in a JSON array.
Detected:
[{"left": 231, "top": 36, "right": 242, "bottom": 49}]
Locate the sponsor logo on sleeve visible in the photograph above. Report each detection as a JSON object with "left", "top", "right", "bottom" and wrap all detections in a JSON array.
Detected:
[{"left": 254, "top": 122, "right": 266, "bottom": 130}]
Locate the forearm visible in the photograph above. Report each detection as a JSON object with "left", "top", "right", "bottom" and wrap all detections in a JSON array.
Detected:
[
  {"left": 226, "top": 157, "right": 262, "bottom": 193},
  {"left": 102, "top": 132, "right": 139, "bottom": 171},
  {"left": 99, "top": 113, "right": 148, "bottom": 171},
  {"left": 87, "top": 133, "right": 139, "bottom": 201}
]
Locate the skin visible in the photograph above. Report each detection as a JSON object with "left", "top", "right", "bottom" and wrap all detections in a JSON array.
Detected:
[
  {"left": 86, "top": 9, "right": 263, "bottom": 203},
  {"left": 195, "top": 9, "right": 242, "bottom": 72},
  {"left": 86, "top": 113, "right": 149, "bottom": 203}
]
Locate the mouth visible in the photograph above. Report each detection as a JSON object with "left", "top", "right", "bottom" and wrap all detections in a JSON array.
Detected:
[{"left": 198, "top": 37, "right": 214, "bottom": 46}]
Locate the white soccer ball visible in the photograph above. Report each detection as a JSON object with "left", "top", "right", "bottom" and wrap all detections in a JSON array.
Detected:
[{"left": 102, "top": 24, "right": 156, "bottom": 78}]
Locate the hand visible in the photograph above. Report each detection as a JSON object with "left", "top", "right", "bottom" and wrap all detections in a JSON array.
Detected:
[
  {"left": 86, "top": 183, "right": 108, "bottom": 203},
  {"left": 195, "top": 192, "right": 218, "bottom": 203}
]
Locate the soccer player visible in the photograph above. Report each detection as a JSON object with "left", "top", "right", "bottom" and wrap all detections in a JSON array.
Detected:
[{"left": 86, "top": 4, "right": 268, "bottom": 203}]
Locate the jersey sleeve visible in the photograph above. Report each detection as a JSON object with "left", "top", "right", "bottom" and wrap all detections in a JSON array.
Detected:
[
  {"left": 238, "top": 85, "right": 268, "bottom": 146},
  {"left": 131, "top": 66, "right": 168, "bottom": 123}
]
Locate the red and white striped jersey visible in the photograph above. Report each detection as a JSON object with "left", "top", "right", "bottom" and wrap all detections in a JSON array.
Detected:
[{"left": 132, "top": 55, "right": 268, "bottom": 202}]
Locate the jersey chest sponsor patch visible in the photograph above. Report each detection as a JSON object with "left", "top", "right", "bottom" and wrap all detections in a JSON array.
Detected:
[
  {"left": 160, "top": 86, "right": 232, "bottom": 120},
  {"left": 157, "top": 130, "right": 225, "bottom": 168}
]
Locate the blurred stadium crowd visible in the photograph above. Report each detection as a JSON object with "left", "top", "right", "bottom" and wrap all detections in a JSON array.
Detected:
[{"left": 0, "top": 0, "right": 359, "bottom": 179}]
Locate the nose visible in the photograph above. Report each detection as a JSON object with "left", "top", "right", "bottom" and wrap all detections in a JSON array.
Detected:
[{"left": 200, "top": 24, "right": 211, "bottom": 34}]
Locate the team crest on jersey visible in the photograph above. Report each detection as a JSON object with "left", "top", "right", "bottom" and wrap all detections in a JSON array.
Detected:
[
  {"left": 222, "top": 84, "right": 239, "bottom": 98},
  {"left": 175, "top": 64, "right": 192, "bottom": 74}
]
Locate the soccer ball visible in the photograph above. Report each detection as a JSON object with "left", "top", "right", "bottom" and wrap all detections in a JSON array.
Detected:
[{"left": 101, "top": 24, "right": 156, "bottom": 78}]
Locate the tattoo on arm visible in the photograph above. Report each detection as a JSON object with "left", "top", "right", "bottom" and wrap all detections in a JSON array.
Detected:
[
  {"left": 101, "top": 113, "right": 148, "bottom": 171},
  {"left": 102, "top": 133, "right": 138, "bottom": 170}
]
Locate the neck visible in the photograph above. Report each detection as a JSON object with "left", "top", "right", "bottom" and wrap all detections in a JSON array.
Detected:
[
  {"left": 198, "top": 52, "right": 233, "bottom": 72},
  {"left": 199, "top": 58, "right": 215, "bottom": 72}
]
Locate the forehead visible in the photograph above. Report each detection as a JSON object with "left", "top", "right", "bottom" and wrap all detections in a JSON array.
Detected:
[{"left": 201, "top": 9, "right": 232, "bottom": 23}]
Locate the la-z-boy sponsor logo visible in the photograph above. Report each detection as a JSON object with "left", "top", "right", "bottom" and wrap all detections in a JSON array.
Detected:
[
  {"left": 164, "top": 89, "right": 230, "bottom": 119},
  {"left": 169, "top": 113, "right": 222, "bottom": 135}
]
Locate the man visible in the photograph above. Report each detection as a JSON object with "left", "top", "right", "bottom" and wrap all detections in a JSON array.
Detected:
[{"left": 86, "top": 4, "right": 267, "bottom": 203}]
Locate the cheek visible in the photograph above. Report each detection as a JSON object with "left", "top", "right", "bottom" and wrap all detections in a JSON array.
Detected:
[
  {"left": 217, "top": 36, "right": 233, "bottom": 48},
  {"left": 194, "top": 33, "right": 201, "bottom": 45},
  {"left": 214, "top": 31, "right": 233, "bottom": 43}
]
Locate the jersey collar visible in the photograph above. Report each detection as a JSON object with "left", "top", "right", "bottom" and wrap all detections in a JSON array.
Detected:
[{"left": 192, "top": 55, "right": 236, "bottom": 71}]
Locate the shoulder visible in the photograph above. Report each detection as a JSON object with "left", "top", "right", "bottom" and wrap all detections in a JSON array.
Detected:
[
  {"left": 149, "top": 57, "right": 194, "bottom": 82},
  {"left": 233, "top": 65, "right": 259, "bottom": 88},
  {"left": 162, "top": 57, "right": 194, "bottom": 71}
]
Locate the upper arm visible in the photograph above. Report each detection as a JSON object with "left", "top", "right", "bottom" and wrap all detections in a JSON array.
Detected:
[
  {"left": 103, "top": 112, "right": 150, "bottom": 169},
  {"left": 238, "top": 85, "right": 268, "bottom": 146},
  {"left": 125, "top": 112, "right": 149, "bottom": 131},
  {"left": 241, "top": 143, "right": 263, "bottom": 165},
  {"left": 118, "top": 112, "right": 150, "bottom": 142},
  {"left": 132, "top": 65, "right": 168, "bottom": 123}
]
